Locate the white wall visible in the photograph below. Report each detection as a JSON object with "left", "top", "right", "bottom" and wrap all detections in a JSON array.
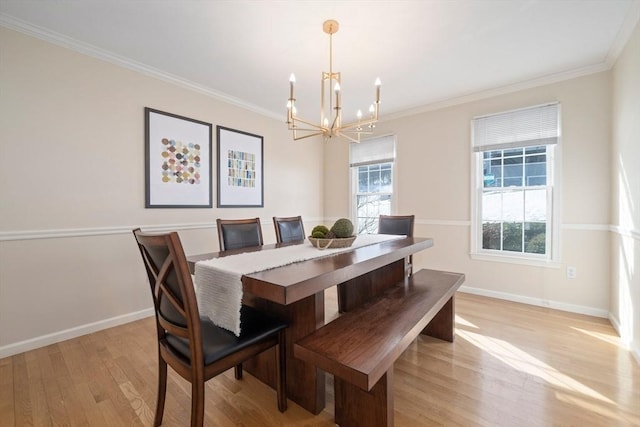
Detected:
[
  {"left": 0, "top": 28, "right": 324, "bottom": 357},
  {"left": 325, "top": 71, "right": 612, "bottom": 317},
  {"left": 611, "top": 19, "right": 640, "bottom": 362}
]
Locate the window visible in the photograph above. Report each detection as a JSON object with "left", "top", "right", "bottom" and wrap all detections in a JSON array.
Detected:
[
  {"left": 471, "top": 103, "right": 560, "bottom": 264},
  {"left": 350, "top": 136, "right": 396, "bottom": 234}
]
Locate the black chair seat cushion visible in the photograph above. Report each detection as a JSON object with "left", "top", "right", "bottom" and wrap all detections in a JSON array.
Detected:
[{"left": 166, "top": 305, "right": 287, "bottom": 364}]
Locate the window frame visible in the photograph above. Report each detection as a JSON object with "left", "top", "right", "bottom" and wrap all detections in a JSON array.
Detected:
[
  {"left": 349, "top": 135, "right": 397, "bottom": 234},
  {"left": 470, "top": 104, "right": 562, "bottom": 267}
]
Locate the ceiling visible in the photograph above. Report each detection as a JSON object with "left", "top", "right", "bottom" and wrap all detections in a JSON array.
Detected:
[{"left": 1, "top": 1, "right": 638, "bottom": 123}]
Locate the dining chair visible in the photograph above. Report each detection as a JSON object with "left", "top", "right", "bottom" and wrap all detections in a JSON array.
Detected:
[
  {"left": 273, "top": 216, "right": 306, "bottom": 244},
  {"left": 132, "top": 228, "right": 287, "bottom": 427},
  {"left": 216, "top": 218, "right": 263, "bottom": 251},
  {"left": 378, "top": 214, "right": 415, "bottom": 276}
]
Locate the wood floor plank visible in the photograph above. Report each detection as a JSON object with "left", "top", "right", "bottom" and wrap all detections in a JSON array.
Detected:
[
  {"left": 37, "top": 344, "right": 74, "bottom": 427},
  {"left": 0, "top": 357, "right": 16, "bottom": 427},
  {"left": 119, "top": 380, "right": 155, "bottom": 425},
  {"left": 72, "top": 382, "right": 109, "bottom": 426},
  {"left": 4, "top": 291, "right": 640, "bottom": 426}
]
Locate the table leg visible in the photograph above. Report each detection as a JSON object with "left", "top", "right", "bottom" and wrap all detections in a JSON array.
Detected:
[
  {"left": 337, "top": 259, "right": 405, "bottom": 312},
  {"left": 243, "top": 292, "right": 326, "bottom": 414}
]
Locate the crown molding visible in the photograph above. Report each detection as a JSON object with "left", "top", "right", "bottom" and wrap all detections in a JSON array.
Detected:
[
  {"left": 382, "top": 1, "right": 640, "bottom": 122},
  {"left": 605, "top": 0, "right": 640, "bottom": 67},
  {"left": 0, "top": 13, "right": 282, "bottom": 121},
  {"left": 2, "top": 6, "right": 638, "bottom": 132},
  {"left": 382, "top": 62, "right": 611, "bottom": 122}
]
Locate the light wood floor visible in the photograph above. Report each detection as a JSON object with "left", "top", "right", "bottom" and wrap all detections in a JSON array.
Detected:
[{"left": 1, "top": 291, "right": 639, "bottom": 426}]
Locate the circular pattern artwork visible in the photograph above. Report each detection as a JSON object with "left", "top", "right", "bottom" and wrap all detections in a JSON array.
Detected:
[{"left": 160, "top": 138, "right": 201, "bottom": 184}]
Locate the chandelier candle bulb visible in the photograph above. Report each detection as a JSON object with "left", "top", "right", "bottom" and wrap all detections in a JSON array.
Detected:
[
  {"left": 289, "top": 73, "right": 295, "bottom": 99},
  {"left": 375, "top": 77, "right": 381, "bottom": 103}
]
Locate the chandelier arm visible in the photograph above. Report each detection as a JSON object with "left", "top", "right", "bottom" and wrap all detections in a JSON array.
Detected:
[
  {"left": 339, "top": 116, "right": 378, "bottom": 131},
  {"left": 290, "top": 115, "right": 327, "bottom": 131},
  {"left": 340, "top": 128, "right": 374, "bottom": 136},
  {"left": 333, "top": 131, "right": 362, "bottom": 144},
  {"left": 292, "top": 131, "right": 327, "bottom": 141},
  {"left": 289, "top": 125, "right": 327, "bottom": 133},
  {"left": 330, "top": 113, "right": 341, "bottom": 131}
]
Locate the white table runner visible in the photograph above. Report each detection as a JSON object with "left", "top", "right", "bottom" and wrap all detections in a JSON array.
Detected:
[{"left": 194, "top": 234, "right": 403, "bottom": 336}]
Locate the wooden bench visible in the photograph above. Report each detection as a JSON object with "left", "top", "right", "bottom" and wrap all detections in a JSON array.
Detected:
[{"left": 294, "top": 268, "right": 465, "bottom": 427}]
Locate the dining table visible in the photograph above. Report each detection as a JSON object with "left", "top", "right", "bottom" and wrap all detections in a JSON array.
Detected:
[{"left": 187, "top": 235, "right": 434, "bottom": 415}]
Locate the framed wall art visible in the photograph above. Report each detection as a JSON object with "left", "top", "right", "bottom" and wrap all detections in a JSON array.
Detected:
[
  {"left": 145, "top": 107, "right": 212, "bottom": 208},
  {"left": 217, "top": 126, "right": 264, "bottom": 207}
]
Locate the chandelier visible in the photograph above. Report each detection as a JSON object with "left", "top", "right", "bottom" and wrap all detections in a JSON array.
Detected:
[{"left": 287, "top": 20, "right": 381, "bottom": 143}]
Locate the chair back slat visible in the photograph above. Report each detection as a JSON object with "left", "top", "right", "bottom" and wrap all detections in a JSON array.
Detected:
[
  {"left": 157, "top": 282, "right": 188, "bottom": 321},
  {"left": 158, "top": 315, "right": 190, "bottom": 339},
  {"left": 152, "top": 255, "right": 186, "bottom": 315}
]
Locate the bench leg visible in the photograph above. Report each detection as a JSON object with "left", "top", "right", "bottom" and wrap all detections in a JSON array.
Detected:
[
  {"left": 421, "top": 295, "right": 455, "bottom": 342},
  {"left": 334, "top": 367, "right": 394, "bottom": 427}
]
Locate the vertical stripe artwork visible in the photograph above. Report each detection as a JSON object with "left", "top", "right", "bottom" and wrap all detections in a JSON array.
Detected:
[{"left": 226, "top": 149, "right": 256, "bottom": 188}]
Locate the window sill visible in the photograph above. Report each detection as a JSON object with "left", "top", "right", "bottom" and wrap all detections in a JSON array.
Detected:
[{"left": 469, "top": 252, "right": 561, "bottom": 268}]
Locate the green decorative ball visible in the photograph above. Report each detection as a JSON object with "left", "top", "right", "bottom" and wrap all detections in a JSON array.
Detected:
[
  {"left": 330, "top": 218, "right": 354, "bottom": 238},
  {"left": 311, "top": 225, "right": 329, "bottom": 237}
]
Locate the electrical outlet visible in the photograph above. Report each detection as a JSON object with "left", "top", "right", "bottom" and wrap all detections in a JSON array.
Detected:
[{"left": 567, "top": 266, "right": 577, "bottom": 279}]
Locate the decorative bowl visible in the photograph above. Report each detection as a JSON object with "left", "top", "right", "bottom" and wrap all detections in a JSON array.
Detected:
[{"left": 308, "top": 236, "right": 356, "bottom": 249}]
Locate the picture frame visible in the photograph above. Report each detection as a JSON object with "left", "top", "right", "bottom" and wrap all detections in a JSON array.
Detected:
[
  {"left": 217, "top": 126, "right": 264, "bottom": 207},
  {"left": 145, "top": 108, "right": 213, "bottom": 208}
]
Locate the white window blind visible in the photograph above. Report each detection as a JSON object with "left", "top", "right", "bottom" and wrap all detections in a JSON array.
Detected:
[
  {"left": 349, "top": 135, "right": 396, "bottom": 167},
  {"left": 472, "top": 103, "right": 559, "bottom": 152}
]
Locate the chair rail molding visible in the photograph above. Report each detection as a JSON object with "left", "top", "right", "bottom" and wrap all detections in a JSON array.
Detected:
[{"left": 0, "top": 218, "right": 326, "bottom": 241}]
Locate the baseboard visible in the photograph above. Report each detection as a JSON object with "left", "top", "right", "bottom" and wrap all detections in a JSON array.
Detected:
[
  {"left": 608, "top": 312, "right": 640, "bottom": 366},
  {"left": 0, "top": 308, "right": 154, "bottom": 359},
  {"left": 461, "top": 287, "right": 640, "bottom": 365},
  {"left": 608, "top": 312, "right": 625, "bottom": 342},
  {"left": 632, "top": 342, "right": 640, "bottom": 366},
  {"left": 459, "top": 285, "right": 609, "bottom": 318}
]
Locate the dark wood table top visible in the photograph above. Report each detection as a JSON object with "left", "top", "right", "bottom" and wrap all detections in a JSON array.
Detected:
[{"left": 187, "top": 237, "right": 433, "bottom": 305}]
